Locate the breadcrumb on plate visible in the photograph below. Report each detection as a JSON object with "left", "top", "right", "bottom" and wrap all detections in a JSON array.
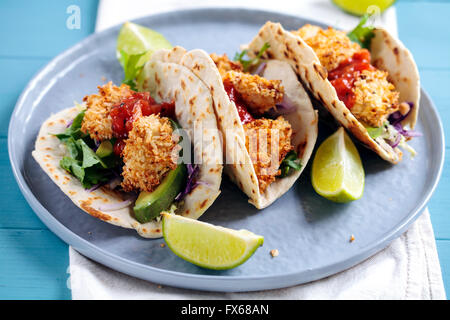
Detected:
[
  {"left": 244, "top": 116, "right": 293, "bottom": 193},
  {"left": 223, "top": 71, "right": 284, "bottom": 115},
  {"left": 81, "top": 82, "right": 132, "bottom": 141},
  {"left": 293, "top": 24, "right": 361, "bottom": 72},
  {"left": 121, "top": 114, "right": 181, "bottom": 192},
  {"left": 352, "top": 69, "right": 399, "bottom": 128},
  {"left": 270, "top": 249, "right": 279, "bottom": 257}
]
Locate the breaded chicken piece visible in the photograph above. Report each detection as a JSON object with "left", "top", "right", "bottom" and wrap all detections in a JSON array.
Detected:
[
  {"left": 352, "top": 69, "right": 399, "bottom": 128},
  {"left": 121, "top": 114, "right": 181, "bottom": 192},
  {"left": 210, "top": 53, "right": 243, "bottom": 78},
  {"left": 81, "top": 82, "right": 132, "bottom": 141},
  {"left": 223, "top": 71, "right": 284, "bottom": 115},
  {"left": 293, "top": 25, "right": 361, "bottom": 72},
  {"left": 244, "top": 116, "right": 293, "bottom": 193}
]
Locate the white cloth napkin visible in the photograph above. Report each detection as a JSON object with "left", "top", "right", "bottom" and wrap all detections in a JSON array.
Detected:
[{"left": 69, "top": 0, "right": 446, "bottom": 300}]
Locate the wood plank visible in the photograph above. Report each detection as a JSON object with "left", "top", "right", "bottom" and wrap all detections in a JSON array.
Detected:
[
  {"left": 398, "top": 0, "right": 450, "bottom": 3},
  {"left": 397, "top": 1, "right": 450, "bottom": 298},
  {"left": 0, "top": 58, "right": 49, "bottom": 96},
  {"left": 0, "top": 58, "right": 49, "bottom": 138},
  {"left": 397, "top": 2, "right": 450, "bottom": 69},
  {"left": 0, "top": 229, "right": 70, "bottom": 299},
  {"left": 0, "top": 138, "right": 47, "bottom": 229},
  {"left": 420, "top": 68, "right": 450, "bottom": 141},
  {"left": 417, "top": 68, "right": 450, "bottom": 239},
  {"left": 420, "top": 68, "right": 450, "bottom": 122},
  {"left": 0, "top": 0, "right": 98, "bottom": 58},
  {"left": 428, "top": 147, "right": 450, "bottom": 240},
  {"left": 436, "top": 239, "right": 450, "bottom": 296}
]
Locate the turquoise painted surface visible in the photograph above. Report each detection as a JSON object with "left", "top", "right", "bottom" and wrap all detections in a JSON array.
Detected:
[
  {"left": 0, "top": 0, "right": 448, "bottom": 299},
  {"left": 0, "top": 0, "right": 98, "bottom": 300},
  {"left": 396, "top": 1, "right": 450, "bottom": 298}
]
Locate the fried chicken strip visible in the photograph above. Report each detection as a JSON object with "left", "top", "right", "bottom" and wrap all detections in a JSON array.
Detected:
[
  {"left": 292, "top": 24, "right": 361, "bottom": 72},
  {"left": 121, "top": 114, "right": 181, "bottom": 192},
  {"left": 81, "top": 82, "right": 132, "bottom": 141},
  {"left": 352, "top": 69, "right": 400, "bottom": 128},
  {"left": 223, "top": 71, "right": 284, "bottom": 115},
  {"left": 210, "top": 53, "right": 243, "bottom": 78},
  {"left": 244, "top": 116, "right": 293, "bottom": 193}
]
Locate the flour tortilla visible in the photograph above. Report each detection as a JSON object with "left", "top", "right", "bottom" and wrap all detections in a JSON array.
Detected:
[
  {"left": 143, "top": 47, "right": 318, "bottom": 209},
  {"left": 245, "top": 22, "right": 420, "bottom": 164},
  {"left": 32, "top": 57, "right": 223, "bottom": 238}
]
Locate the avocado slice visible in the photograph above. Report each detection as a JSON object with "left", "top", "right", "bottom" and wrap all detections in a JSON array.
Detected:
[
  {"left": 96, "top": 140, "right": 113, "bottom": 158},
  {"left": 133, "top": 163, "right": 187, "bottom": 223}
]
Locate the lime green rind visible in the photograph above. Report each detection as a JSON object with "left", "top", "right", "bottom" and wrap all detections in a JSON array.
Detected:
[
  {"left": 311, "top": 127, "right": 365, "bottom": 203},
  {"left": 332, "top": 0, "right": 396, "bottom": 16},
  {"left": 116, "top": 22, "right": 173, "bottom": 85},
  {"left": 162, "top": 215, "right": 264, "bottom": 270},
  {"left": 116, "top": 22, "right": 172, "bottom": 57}
]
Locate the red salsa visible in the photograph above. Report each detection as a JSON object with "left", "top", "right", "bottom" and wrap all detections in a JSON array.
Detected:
[
  {"left": 113, "top": 138, "right": 126, "bottom": 156},
  {"left": 223, "top": 79, "right": 254, "bottom": 124},
  {"left": 328, "top": 49, "right": 375, "bottom": 109},
  {"left": 110, "top": 91, "right": 175, "bottom": 155}
]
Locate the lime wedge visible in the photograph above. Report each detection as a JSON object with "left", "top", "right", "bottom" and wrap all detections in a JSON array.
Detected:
[
  {"left": 311, "top": 127, "right": 365, "bottom": 203},
  {"left": 116, "top": 21, "right": 172, "bottom": 67},
  {"left": 162, "top": 213, "right": 264, "bottom": 270},
  {"left": 332, "top": 0, "right": 395, "bottom": 16}
]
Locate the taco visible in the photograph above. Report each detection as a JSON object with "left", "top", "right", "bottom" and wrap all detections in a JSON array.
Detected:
[
  {"left": 139, "top": 46, "right": 318, "bottom": 209},
  {"left": 244, "top": 18, "right": 421, "bottom": 164},
  {"left": 32, "top": 55, "right": 223, "bottom": 238}
]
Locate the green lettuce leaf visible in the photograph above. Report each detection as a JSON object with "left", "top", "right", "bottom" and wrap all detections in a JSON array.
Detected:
[
  {"left": 347, "top": 13, "right": 375, "bottom": 49},
  {"left": 234, "top": 42, "right": 270, "bottom": 72},
  {"left": 366, "top": 126, "right": 384, "bottom": 139},
  {"left": 57, "top": 110, "right": 122, "bottom": 189},
  {"left": 119, "top": 50, "right": 148, "bottom": 91},
  {"left": 54, "top": 109, "right": 88, "bottom": 142},
  {"left": 278, "top": 150, "right": 302, "bottom": 178}
]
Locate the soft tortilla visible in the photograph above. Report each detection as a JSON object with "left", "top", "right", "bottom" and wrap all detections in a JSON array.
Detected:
[
  {"left": 370, "top": 28, "right": 420, "bottom": 129},
  {"left": 245, "top": 22, "right": 420, "bottom": 164},
  {"left": 32, "top": 57, "right": 223, "bottom": 238},
  {"left": 144, "top": 47, "right": 318, "bottom": 209}
]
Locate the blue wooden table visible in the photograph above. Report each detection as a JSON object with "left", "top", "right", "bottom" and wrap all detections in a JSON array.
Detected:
[{"left": 0, "top": 0, "right": 448, "bottom": 299}]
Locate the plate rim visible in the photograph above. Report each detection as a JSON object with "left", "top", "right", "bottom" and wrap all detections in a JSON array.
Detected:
[{"left": 7, "top": 7, "right": 446, "bottom": 292}]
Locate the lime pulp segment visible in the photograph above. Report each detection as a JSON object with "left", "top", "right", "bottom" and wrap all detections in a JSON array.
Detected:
[
  {"left": 311, "top": 127, "right": 364, "bottom": 203},
  {"left": 162, "top": 213, "right": 264, "bottom": 270}
]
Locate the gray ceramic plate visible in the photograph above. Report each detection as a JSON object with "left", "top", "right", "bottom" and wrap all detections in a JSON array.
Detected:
[{"left": 8, "top": 8, "right": 445, "bottom": 292}]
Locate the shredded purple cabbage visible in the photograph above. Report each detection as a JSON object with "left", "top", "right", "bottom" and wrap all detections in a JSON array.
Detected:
[
  {"left": 389, "top": 102, "right": 413, "bottom": 125},
  {"left": 388, "top": 102, "right": 422, "bottom": 142},
  {"left": 87, "top": 183, "right": 102, "bottom": 192},
  {"left": 267, "top": 96, "right": 296, "bottom": 117},
  {"left": 92, "top": 139, "right": 101, "bottom": 152},
  {"left": 387, "top": 133, "right": 401, "bottom": 148},
  {"left": 393, "top": 122, "right": 422, "bottom": 138},
  {"left": 175, "top": 164, "right": 202, "bottom": 201},
  {"left": 253, "top": 62, "right": 267, "bottom": 76},
  {"left": 66, "top": 119, "right": 74, "bottom": 128}
]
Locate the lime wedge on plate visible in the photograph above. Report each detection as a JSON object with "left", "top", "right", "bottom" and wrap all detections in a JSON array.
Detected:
[
  {"left": 116, "top": 21, "right": 172, "bottom": 67},
  {"left": 162, "top": 213, "right": 264, "bottom": 270},
  {"left": 311, "top": 127, "right": 365, "bottom": 203},
  {"left": 332, "top": 0, "right": 395, "bottom": 16}
]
